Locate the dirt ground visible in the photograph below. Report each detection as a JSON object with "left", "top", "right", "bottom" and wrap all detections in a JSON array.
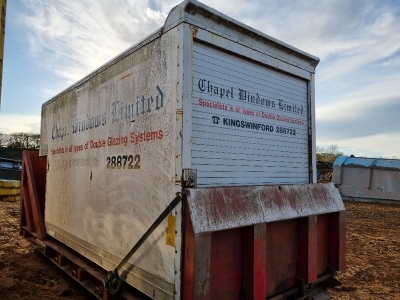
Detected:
[
  {"left": 1, "top": 200, "right": 399, "bottom": 300},
  {"left": 0, "top": 200, "right": 95, "bottom": 300},
  {"left": 328, "top": 201, "right": 400, "bottom": 299}
]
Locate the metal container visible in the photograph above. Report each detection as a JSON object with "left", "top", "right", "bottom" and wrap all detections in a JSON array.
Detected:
[
  {"left": 38, "top": 1, "right": 344, "bottom": 299},
  {"left": 333, "top": 155, "right": 400, "bottom": 203}
]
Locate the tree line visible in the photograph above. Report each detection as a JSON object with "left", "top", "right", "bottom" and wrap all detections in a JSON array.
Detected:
[
  {"left": 0, "top": 132, "right": 40, "bottom": 149},
  {"left": 316, "top": 145, "right": 343, "bottom": 163}
]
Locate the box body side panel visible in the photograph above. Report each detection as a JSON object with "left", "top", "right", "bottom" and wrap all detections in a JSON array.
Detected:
[{"left": 41, "top": 30, "right": 180, "bottom": 299}]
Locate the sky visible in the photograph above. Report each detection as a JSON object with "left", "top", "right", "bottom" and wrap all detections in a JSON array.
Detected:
[{"left": 1, "top": 0, "right": 399, "bottom": 158}]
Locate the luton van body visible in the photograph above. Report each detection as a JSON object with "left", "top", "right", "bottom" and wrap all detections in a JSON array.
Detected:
[{"left": 20, "top": 1, "right": 345, "bottom": 299}]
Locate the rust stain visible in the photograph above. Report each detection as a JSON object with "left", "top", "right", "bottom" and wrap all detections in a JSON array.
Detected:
[
  {"left": 120, "top": 73, "right": 132, "bottom": 80},
  {"left": 191, "top": 25, "right": 199, "bottom": 38},
  {"left": 185, "top": 183, "right": 345, "bottom": 235}
]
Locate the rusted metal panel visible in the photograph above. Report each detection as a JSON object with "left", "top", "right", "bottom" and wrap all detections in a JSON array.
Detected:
[
  {"left": 328, "top": 211, "right": 346, "bottom": 271},
  {"left": 316, "top": 214, "right": 329, "bottom": 276},
  {"left": 20, "top": 151, "right": 47, "bottom": 240},
  {"left": 182, "top": 201, "right": 195, "bottom": 300},
  {"left": 182, "top": 183, "right": 345, "bottom": 299},
  {"left": 209, "top": 229, "right": 242, "bottom": 299},
  {"left": 241, "top": 224, "right": 268, "bottom": 300},
  {"left": 265, "top": 220, "right": 298, "bottom": 296},
  {"left": 298, "top": 215, "right": 317, "bottom": 283},
  {"left": 185, "top": 183, "right": 344, "bottom": 235},
  {"left": 193, "top": 232, "right": 212, "bottom": 300},
  {"left": 21, "top": 187, "right": 34, "bottom": 232}
]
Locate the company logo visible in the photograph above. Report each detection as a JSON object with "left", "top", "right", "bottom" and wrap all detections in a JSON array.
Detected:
[{"left": 212, "top": 116, "right": 220, "bottom": 124}]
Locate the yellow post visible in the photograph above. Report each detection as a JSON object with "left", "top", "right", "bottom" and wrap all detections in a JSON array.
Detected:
[{"left": 0, "top": 0, "right": 6, "bottom": 107}]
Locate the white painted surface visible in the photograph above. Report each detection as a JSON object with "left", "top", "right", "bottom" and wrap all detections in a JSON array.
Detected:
[
  {"left": 41, "top": 32, "right": 179, "bottom": 299},
  {"left": 191, "top": 42, "right": 309, "bottom": 187}
]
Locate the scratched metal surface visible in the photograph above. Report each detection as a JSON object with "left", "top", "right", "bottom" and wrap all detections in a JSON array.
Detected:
[
  {"left": 41, "top": 29, "right": 179, "bottom": 299},
  {"left": 185, "top": 183, "right": 344, "bottom": 235}
]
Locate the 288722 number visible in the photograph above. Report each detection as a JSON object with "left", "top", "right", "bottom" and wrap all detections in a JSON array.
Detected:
[
  {"left": 106, "top": 155, "right": 140, "bottom": 169},
  {"left": 275, "top": 126, "right": 296, "bottom": 135}
]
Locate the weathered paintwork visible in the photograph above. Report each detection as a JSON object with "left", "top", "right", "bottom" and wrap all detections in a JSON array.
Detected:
[
  {"left": 182, "top": 183, "right": 345, "bottom": 299},
  {"left": 184, "top": 183, "right": 344, "bottom": 234},
  {"left": 41, "top": 28, "right": 179, "bottom": 299},
  {"left": 333, "top": 155, "right": 400, "bottom": 203},
  {"left": 38, "top": 0, "right": 330, "bottom": 299}
]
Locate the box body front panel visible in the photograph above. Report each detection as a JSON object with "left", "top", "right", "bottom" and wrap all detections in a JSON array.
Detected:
[{"left": 191, "top": 42, "right": 309, "bottom": 187}]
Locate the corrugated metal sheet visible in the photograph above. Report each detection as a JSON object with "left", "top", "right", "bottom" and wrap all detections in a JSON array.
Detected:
[{"left": 185, "top": 183, "right": 344, "bottom": 235}]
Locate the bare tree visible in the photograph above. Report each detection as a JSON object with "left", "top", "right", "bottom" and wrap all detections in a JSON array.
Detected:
[
  {"left": 0, "top": 132, "right": 40, "bottom": 149},
  {"left": 0, "top": 132, "right": 9, "bottom": 147},
  {"left": 316, "top": 145, "right": 343, "bottom": 162}
]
